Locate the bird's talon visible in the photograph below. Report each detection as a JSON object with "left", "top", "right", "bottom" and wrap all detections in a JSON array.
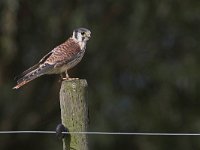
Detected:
[
  {"left": 60, "top": 78, "right": 79, "bottom": 81},
  {"left": 68, "top": 78, "right": 79, "bottom": 80},
  {"left": 62, "top": 77, "right": 69, "bottom": 80}
]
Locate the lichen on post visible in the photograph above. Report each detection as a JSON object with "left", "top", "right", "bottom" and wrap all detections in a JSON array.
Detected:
[{"left": 59, "top": 79, "right": 89, "bottom": 150}]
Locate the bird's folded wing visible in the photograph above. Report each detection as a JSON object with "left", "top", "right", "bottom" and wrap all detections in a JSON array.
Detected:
[{"left": 44, "top": 38, "right": 81, "bottom": 67}]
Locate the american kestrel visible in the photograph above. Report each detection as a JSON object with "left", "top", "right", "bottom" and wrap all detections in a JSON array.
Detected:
[{"left": 13, "top": 28, "right": 91, "bottom": 89}]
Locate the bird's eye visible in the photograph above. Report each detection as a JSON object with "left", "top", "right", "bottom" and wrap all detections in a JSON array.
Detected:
[{"left": 81, "top": 32, "right": 85, "bottom": 35}]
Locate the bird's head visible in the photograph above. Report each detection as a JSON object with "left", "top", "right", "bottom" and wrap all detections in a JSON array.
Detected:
[{"left": 72, "top": 28, "right": 91, "bottom": 42}]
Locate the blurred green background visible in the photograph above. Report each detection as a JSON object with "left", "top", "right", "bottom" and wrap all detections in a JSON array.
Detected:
[{"left": 1, "top": 0, "right": 200, "bottom": 149}]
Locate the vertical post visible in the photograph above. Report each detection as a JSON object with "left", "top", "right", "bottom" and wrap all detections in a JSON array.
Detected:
[{"left": 59, "top": 79, "right": 89, "bottom": 150}]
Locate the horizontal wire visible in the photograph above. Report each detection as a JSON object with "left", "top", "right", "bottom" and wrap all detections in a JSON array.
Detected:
[
  {"left": 0, "top": 131, "right": 200, "bottom": 136},
  {"left": 0, "top": 131, "right": 55, "bottom": 134}
]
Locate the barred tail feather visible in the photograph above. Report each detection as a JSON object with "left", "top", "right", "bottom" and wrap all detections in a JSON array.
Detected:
[
  {"left": 13, "top": 63, "right": 52, "bottom": 89},
  {"left": 13, "top": 79, "right": 34, "bottom": 89},
  {"left": 13, "top": 69, "right": 43, "bottom": 89}
]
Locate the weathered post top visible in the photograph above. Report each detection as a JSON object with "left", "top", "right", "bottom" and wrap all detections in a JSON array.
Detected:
[{"left": 59, "top": 79, "right": 89, "bottom": 150}]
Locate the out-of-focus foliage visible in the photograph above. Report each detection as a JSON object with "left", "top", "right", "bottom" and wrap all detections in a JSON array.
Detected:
[{"left": 0, "top": 0, "right": 200, "bottom": 149}]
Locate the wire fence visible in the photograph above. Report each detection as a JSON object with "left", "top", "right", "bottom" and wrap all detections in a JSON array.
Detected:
[{"left": 1, "top": 131, "right": 200, "bottom": 136}]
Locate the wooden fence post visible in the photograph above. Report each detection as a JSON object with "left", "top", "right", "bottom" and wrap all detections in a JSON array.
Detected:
[{"left": 59, "top": 79, "right": 89, "bottom": 150}]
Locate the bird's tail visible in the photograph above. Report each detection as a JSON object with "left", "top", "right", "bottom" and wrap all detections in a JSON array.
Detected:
[{"left": 13, "top": 63, "right": 51, "bottom": 89}]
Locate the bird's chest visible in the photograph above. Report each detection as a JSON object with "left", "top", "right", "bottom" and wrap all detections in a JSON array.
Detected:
[{"left": 52, "top": 49, "right": 85, "bottom": 74}]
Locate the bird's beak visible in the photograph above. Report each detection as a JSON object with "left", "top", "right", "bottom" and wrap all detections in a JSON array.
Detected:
[{"left": 86, "top": 32, "right": 91, "bottom": 38}]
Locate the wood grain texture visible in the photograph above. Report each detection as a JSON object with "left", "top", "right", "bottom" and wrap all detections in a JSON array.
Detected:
[{"left": 60, "top": 79, "right": 89, "bottom": 150}]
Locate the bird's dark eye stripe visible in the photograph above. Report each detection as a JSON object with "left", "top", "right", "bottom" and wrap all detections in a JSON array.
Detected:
[{"left": 81, "top": 32, "right": 85, "bottom": 35}]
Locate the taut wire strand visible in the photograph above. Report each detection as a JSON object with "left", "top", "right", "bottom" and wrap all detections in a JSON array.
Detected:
[{"left": 0, "top": 131, "right": 200, "bottom": 136}]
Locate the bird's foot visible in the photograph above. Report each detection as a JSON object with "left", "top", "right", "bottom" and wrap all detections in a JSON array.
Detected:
[
  {"left": 67, "top": 77, "right": 79, "bottom": 80},
  {"left": 59, "top": 77, "right": 79, "bottom": 82},
  {"left": 61, "top": 77, "right": 69, "bottom": 81},
  {"left": 58, "top": 77, "right": 68, "bottom": 82},
  {"left": 64, "top": 77, "right": 79, "bottom": 81},
  {"left": 59, "top": 73, "right": 69, "bottom": 82},
  {"left": 59, "top": 73, "right": 79, "bottom": 82}
]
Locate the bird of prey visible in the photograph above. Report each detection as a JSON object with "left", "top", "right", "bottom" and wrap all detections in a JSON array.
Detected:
[{"left": 13, "top": 27, "right": 91, "bottom": 89}]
